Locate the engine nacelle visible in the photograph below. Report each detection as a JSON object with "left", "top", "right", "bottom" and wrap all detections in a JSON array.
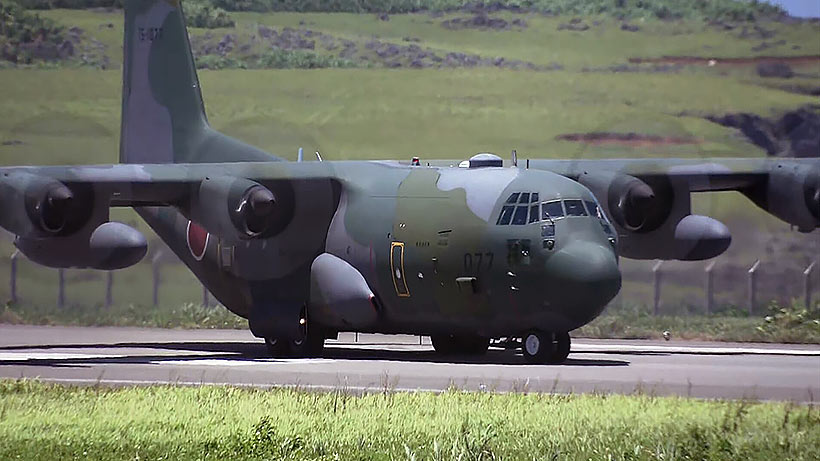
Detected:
[
  {"left": 578, "top": 171, "right": 674, "bottom": 233},
  {"left": 579, "top": 171, "right": 730, "bottom": 260},
  {"left": 188, "top": 176, "right": 291, "bottom": 242},
  {"left": 0, "top": 172, "right": 94, "bottom": 238},
  {"left": 16, "top": 222, "right": 147, "bottom": 270},
  {"left": 743, "top": 163, "right": 820, "bottom": 233}
]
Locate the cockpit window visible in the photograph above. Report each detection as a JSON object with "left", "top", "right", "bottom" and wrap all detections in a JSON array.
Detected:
[
  {"left": 512, "top": 205, "right": 529, "bottom": 225},
  {"left": 497, "top": 194, "right": 602, "bottom": 225},
  {"left": 497, "top": 205, "right": 514, "bottom": 225},
  {"left": 542, "top": 200, "right": 564, "bottom": 220},
  {"left": 564, "top": 199, "right": 588, "bottom": 216},
  {"left": 528, "top": 203, "right": 540, "bottom": 223},
  {"left": 584, "top": 200, "right": 599, "bottom": 218}
]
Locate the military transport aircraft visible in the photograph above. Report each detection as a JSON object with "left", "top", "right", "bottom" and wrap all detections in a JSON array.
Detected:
[{"left": 0, "top": 0, "right": 817, "bottom": 364}]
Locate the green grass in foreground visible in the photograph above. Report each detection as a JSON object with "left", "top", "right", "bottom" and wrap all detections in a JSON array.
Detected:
[{"left": 0, "top": 380, "right": 818, "bottom": 460}]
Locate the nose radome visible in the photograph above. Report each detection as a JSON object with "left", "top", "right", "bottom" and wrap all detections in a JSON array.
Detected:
[{"left": 546, "top": 241, "right": 622, "bottom": 314}]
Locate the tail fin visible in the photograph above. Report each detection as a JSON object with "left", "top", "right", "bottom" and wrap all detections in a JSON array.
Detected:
[{"left": 119, "top": 0, "right": 276, "bottom": 164}]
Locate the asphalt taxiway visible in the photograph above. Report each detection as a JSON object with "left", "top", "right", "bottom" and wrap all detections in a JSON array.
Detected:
[{"left": 0, "top": 325, "right": 817, "bottom": 402}]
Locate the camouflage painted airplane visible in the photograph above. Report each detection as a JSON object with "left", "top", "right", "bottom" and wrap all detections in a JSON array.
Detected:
[{"left": 0, "top": 0, "right": 817, "bottom": 364}]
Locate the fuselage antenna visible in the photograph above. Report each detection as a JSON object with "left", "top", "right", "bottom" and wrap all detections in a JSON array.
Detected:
[{"left": 315, "top": 151, "right": 323, "bottom": 162}]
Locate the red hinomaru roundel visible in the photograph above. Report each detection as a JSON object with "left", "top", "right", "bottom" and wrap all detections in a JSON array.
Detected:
[{"left": 186, "top": 221, "right": 209, "bottom": 261}]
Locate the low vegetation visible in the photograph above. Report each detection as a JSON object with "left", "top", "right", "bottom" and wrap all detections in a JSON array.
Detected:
[
  {"left": 0, "top": 1, "right": 65, "bottom": 64},
  {"left": 3, "top": 298, "right": 818, "bottom": 343},
  {"left": 16, "top": 0, "right": 788, "bottom": 21},
  {"left": 1, "top": 301, "right": 248, "bottom": 329},
  {"left": 577, "top": 301, "right": 820, "bottom": 343},
  {"left": 185, "top": 0, "right": 235, "bottom": 29},
  {"left": 0, "top": 380, "right": 817, "bottom": 460},
  {"left": 196, "top": 48, "right": 358, "bottom": 69}
]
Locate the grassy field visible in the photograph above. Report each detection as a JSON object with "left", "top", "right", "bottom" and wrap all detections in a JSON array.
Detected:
[
  {"left": 0, "top": 9, "right": 818, "bottom": 337},
  {"left": 0, "top": 380, "right": 818, "bottom": 460}
]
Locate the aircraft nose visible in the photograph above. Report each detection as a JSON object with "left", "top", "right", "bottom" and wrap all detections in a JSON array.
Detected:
[{"left": 545, "top": 241, "right": 622, "bottom": 321}]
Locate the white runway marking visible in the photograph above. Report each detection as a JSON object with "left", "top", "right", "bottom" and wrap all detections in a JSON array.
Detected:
[
  {"left": 572, "top": 343, "right": 820, "bottom": 356},
  {"left": 151, "top": 358, "right": 339, "bottom": 366},
  {"left": 0, "top": 352, "right": 127, "bottom": 361}
]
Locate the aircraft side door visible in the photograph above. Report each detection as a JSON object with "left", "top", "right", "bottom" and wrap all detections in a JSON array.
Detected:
[{"left": 390, "top": 241, "right": 410, "bottom": 297}]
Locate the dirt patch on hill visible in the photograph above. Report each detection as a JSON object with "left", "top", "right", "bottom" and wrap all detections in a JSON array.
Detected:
[
  {"left": 628, "top": 55, "right": 819, "bottom": 66},
  {"left": 441, "top": 13, "right": 527, "bottom": 30},
  {"left": 555, "top": 132, "right": 700, "bottom": 147},
  {"left": 705, "top": 106, "right": 820, "bottom": 158}
]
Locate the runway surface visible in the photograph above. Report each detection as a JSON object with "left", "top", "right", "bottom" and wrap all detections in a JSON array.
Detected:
[{"left": 0, "top": 325, "right": 818, "bottom": 402}]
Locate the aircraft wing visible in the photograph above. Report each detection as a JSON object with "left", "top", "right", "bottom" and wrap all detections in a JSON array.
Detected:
[
  {"left": 525, "top": 157, "right": 819, "bottom": 260},
  {"left": 526, "top": 157, "right": 777, "bottom": 192},
  {"left": 0, "top": 161, "right": 343, "bottom": 269}
]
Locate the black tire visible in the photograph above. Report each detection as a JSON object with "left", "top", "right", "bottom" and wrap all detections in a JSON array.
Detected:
[
  {"left": 264, "top": 337, "right": 288, "bottom": 357},
  {"left": 522, "top": 330, "right": 570, "bottom": 364},
  {"left": 431, "top": 334, "right": 490, "bottom": 356},
  {"left": 459, "top": 336, "right": 490, "bottom": 355},
  {"left": 431, "top": 334, "right": 457, "bottom": 355},
  {"left": 522, "top": 330, "right": 552, "bottom": 364},
  {"left": 547, "top": 331, "right": 571, "bottom": 364},
  {"left": 265, "top": 331, "right": 325, "bottom": 358},
  {"left": 290, "top": 328, "right": 325, "bottom": 357},
  {"left": 264, "top": 306, "right": 325, "bottom": 358}
]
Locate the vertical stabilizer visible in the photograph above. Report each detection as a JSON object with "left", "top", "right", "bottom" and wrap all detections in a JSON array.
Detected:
[{"left": 120, "top": 0, "right": 277, "bottom": 164}]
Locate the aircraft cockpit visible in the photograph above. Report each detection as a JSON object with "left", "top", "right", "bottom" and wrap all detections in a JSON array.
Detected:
[{"left": 495, "top": 192, "right": 617, "bottom": 250}]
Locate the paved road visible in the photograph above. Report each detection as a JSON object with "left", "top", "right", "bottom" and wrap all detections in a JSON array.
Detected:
[{"left": 0, "top": 325, "right": 818, "bottom": 402}]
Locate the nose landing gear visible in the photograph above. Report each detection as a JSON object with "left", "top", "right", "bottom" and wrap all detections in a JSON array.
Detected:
[{"left": 522, "top": 330, "right": 570, "bottom": 364}]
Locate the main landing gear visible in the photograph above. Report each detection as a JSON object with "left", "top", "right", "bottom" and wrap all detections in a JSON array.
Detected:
[
  {"left": 521, "top": 330, "right": 571, "bottom": 364},
  {"left": 431, "top": 334, "right": 490, "bottom": 356},
  {"left": 265, "top": 307, "right": 325, "bottom": 358}
]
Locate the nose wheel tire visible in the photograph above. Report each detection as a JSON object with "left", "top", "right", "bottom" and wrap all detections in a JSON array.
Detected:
[{"left": 522, "top": 330, "right": 570, "bottom": 364}]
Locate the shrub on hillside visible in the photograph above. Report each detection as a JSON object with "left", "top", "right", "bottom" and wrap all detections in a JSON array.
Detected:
[
  {"left": 196, "top": 48, "right": 358, "bottom": 69},
  {"left": 185, "top": 1, "right": 235, "bottom": 28},
  {"left": 208, "top": 0, "right": 785, "bottom": 20},
  {"left": 12, "top": 0, "right": 788, "bottom": 21},
  {"left": 0, "top": 1, "right": 66, "bottom": 63}
]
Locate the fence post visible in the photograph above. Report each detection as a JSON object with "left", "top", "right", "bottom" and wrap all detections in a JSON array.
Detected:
[
  {"left": 9, "top": 250, "right": 18, "bottom": 304},
  {"left": 805, "top": 261, "right": 816, "bottom": 309},
  {"left": 57, "top": 268, "right": 65, "bottom": 309},
  {"left": 705, "top": 261, "right": 715, "bottom": 315},
  {"left": 152, "top": 252, "right": 162, "bottom": 308},
  {"left": 104, "top": 271, "right": 113, "bottom": 309},
  {"left": 652, "top": 260, "right": 663, "bottom": 316},
  {"left": 202, "top": 284, "right": 210, "bottom": 307},
  {"left": 747, "top": 260, "right": 760, "bottom": 315}
]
